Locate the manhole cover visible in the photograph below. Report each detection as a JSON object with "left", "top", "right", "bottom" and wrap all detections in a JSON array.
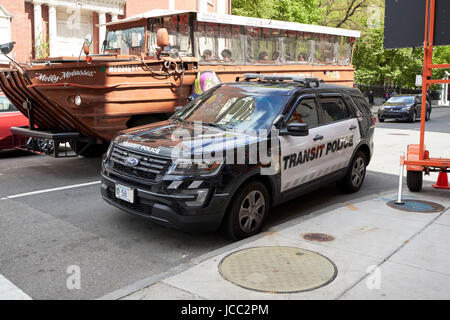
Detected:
[
  {"left": 387, "top": 199, "right": 445, "bottom": 213},
  {"left": 303, "top": 233, "right": 335, "bottom": 242},
  {"left": 219, "top": 246, "right": 337, "bottom": 293}
]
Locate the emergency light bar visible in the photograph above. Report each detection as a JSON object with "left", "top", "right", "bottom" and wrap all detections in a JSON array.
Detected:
[{"left": 237, "top": 73, "right": 323, "bottom": 88}]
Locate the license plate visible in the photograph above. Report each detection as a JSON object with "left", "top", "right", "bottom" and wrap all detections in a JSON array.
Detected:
[{"left": 115, "top": 184, "right": 135, "bottom": 203}]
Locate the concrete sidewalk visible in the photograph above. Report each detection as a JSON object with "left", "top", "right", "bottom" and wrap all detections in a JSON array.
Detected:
[{"left": 119, "top": 186, "right": 450, "bottom": 300}]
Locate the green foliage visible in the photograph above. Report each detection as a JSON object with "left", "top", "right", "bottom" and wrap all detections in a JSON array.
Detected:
[
  {"left": 232, "top": 0, "right": 322, "bottom": 24},
  {"left": 35, "top": 33, "right": 49, "bottom": 59},
  {"left": 354, "top": 28, "right": 449, "bottom": 88},
  {"left": 272, "top": 0, "right": 322, "bottom": 24}
]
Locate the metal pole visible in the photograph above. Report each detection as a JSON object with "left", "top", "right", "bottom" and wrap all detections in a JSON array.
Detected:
[{"left": 396, "top": 153, "right": 405, "bottom": 205}]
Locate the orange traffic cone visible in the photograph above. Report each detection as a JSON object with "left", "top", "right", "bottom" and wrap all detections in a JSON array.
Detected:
[{"left": 433, "top": 171, "right": 450, "bottom": 189}]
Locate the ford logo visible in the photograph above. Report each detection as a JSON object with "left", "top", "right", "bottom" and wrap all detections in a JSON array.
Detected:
[{"left": 124, "top": 156, "right": 139, "bottom": 167}]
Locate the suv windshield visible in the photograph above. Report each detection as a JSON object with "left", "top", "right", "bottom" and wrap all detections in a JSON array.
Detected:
[
  {"left": 173, "top": 85, "right": 290, "bottom": 133},
  {"left": 386, "top": 96, "right": 414, "bottom": 104}
]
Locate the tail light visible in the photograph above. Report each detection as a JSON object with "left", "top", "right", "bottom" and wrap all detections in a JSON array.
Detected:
[{"left": 372, "top": 117, "right": 377, "bottom": 125}]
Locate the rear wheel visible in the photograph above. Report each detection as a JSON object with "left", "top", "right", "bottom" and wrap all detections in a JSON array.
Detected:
[
  {"left": 407, "top": 170, "right": 423, "bottom": 192},
  {"left": 338, "top": 151, "right": 367, "bottom": 193},
  {"left": 221, "top": 180, "right": 270, "bottom": 240},
  {"left": 69, "top": 141, "right": 109, "bottom": 158}
]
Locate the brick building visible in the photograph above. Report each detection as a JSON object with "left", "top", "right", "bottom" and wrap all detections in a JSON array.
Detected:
[{"left": 0, "top": 0, "right": 231, "bottom": 64}]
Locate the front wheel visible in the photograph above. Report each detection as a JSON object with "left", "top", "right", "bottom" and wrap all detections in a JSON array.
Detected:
[
  {"left": 378, "top": 118, "right": 385, "bottom": 123},
  {"left": 410, "top": 111, "right": 417, "bottom": 123},
  {"left": 221, "top": 180, "right": 270, "bottom": 240},
  {"left": 407, "top": 170, "right": 423, "bottom": 192},
  {"left": 338, "top": 151, "right": 367, "bottom": 193}
]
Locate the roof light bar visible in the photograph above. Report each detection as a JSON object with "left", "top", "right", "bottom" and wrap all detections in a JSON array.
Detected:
[{"left": 236, "top": 73, "right": 323, "bottom": 87}]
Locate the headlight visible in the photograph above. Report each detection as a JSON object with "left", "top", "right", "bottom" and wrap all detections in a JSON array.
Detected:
[
  {"left": 167, "top": 159, "right": 222, "bottom": 176},
  {"left": 402, "top": 106, "right": 411, "bottom": 111},
  {"left": 379, "top": 106, "right": 384, "bottom": 111},
  {"left": 74, "top": 95, "right": 82, "bottom": 106}
]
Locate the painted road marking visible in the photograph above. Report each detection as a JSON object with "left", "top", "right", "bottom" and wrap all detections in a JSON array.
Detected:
[
  {"left": 0, "top": 274, "right": 31, "bottom": 300},
  {"left": 1, "top": 181, "right": 101, "bottom": 201}
]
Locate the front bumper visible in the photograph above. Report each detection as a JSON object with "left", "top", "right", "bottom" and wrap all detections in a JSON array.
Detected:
[
  {"left": 378, "top": 109, "right": 411, "bottom": 120},
  {"left": 100, "top": 170, "right": 228, "bottom": 233}
]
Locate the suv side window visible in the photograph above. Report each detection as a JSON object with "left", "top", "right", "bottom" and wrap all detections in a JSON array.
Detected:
[
  {"left": 318, "top": 94, "right": 350, "bottom": 124},
  {"left": 287, "top": 97, "right": 320, "bottom": 128},
  {"left": 351, "top": 95, "right": 371, "bottom": 115}
]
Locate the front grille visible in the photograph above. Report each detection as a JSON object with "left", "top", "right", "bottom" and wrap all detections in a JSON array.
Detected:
[
  {"left": 110, "top": 144, "right": 172, "bottom": 183},
  {"left": 106, "top": 187, "right": 153, "bottom": 215}
]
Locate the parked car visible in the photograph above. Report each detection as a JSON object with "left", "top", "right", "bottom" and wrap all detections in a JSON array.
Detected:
[
  {"left": 101, "top": 74, "right": 375, "bottom": 239},
  {"left": 0, "top": 91, "right": 28, "bottom": 150},
  {"left": 378, "top": 94, "right": 432, "bottom": 123}
]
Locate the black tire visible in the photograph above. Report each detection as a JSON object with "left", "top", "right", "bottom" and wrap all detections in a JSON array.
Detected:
[
  {"left": 378, "top": 118, "right": 385, "bottom": 123},
  {"left": 221, "top": 180, "right": 270, "bottom": 240},
  {"left": 409, "top": 111, "right": 417, "bottom": 123},
  {"left": 338, "top": 151, "right": 367, "bottom": 193},
  {"left": 69, "top": 141, "right": 109, "bottom": 158},
  {"left": 407, "top": 170, "right": 423, "bottom": 192}
]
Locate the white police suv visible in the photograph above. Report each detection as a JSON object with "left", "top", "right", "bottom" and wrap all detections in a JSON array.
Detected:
[{"left": 101, "top": 74, "right": 375, "bottom": 239}]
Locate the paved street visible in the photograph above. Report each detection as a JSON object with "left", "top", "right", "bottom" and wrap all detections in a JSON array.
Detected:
[{"left": 0, "top": 108, "right": 449, "bottom": 299}]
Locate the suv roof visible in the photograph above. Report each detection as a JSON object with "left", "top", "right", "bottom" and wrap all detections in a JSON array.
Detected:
[{"left": 232, "top": 73, "right": 360, "bottom": 95}]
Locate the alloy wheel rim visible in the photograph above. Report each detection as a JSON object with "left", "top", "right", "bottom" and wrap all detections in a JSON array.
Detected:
[
  {"left": 239, "top": 190, "right": 265, "bottom": 233},
  {"left": 351, "top": 157, "right": 365, "bottom": 187}
]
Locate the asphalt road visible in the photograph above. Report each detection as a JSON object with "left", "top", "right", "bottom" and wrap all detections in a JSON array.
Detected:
[{"left": 0, "top": 107, "right": 448, "bottom": 299}]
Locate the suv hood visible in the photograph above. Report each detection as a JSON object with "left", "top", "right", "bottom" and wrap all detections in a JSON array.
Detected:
[{"left": 114, "top": 120, "right": 261, "bottom": 158}]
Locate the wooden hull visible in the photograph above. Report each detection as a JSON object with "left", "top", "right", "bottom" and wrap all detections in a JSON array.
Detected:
[{"left": 0, "top": 58, "right": 355, "bottom": 141}]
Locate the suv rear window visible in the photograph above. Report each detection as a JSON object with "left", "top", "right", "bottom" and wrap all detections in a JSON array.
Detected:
[
  {"left": 318, "top": 95, "right": 350, "bottom": 124},
  {"left": 350, "top": 95, "right": 371, "bottom": 115}
]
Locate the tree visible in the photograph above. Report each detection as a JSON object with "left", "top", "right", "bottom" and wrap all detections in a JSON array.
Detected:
[
  {"left": 232, "top": 0, "right": 322, "bottom": 24},
  {"left": 318, "top": 0, "right": 372, "bottom": 28}
]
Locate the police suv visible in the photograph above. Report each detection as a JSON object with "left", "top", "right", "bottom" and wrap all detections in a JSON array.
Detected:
[{"left": 101, "top": 74, "right": 375, "bottom": 239}]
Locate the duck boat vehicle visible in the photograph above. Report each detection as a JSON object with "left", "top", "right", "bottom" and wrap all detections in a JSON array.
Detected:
[{"left": 0, "top": 9, "right": 360, "bottom": 157}]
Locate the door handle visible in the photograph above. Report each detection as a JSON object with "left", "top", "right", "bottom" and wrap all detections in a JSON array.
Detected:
[
  {"left": 313, "top": 134, "right": 324, "bottom": 141},
  {"left": 349, "top": 125, "right": 357, "bottom": 130}
]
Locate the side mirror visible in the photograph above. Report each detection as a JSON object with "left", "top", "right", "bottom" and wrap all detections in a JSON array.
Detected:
[
  {"left": 280, "top": 123, "right": 309, "bottom": 136},
  {"left": 156, "top": 28, "right": 170, "bottom": 48},
  {"left": 83, "top": 34, "right": 92, "bottom": 55}
]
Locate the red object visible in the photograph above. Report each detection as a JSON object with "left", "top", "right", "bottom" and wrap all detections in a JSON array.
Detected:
[
  {"left": 433, "top": 172, "right": 450, "bottom": 190},
  {"left": 0, "top": 92, "right": 28, "bottom": 150},
  {"left": 372, "top": 116, "right": 377, "bottom": 125},
  {"left": 402, "top": 0, "right": 450, "bottom": 180}
]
